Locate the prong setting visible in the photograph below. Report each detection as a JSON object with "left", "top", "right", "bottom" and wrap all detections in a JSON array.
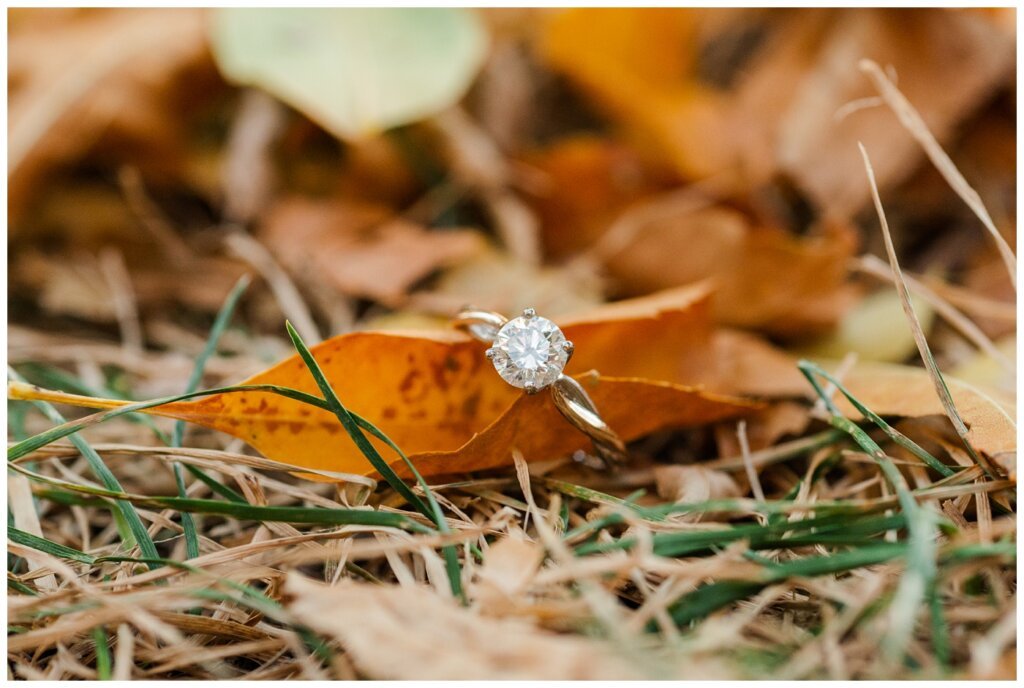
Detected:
[
  {"left": 486, "top": 310, "right": 570, "bottom": 391},
  {"left": 458, "top": 306, "right": 625, "bottom": 465}
]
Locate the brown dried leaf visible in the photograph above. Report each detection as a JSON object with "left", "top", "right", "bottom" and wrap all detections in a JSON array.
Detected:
[
  {"left": 518, "top": 137, "right": 859, "bottom": 336},
  {"left": 472, "top": 535, "right": 544, "bottom": 608},
  {"left": 836, "top": 362, "right": 1016, "bottom": 462},
  {"left": 9, "top": 8, "right": 214, "bottom": 223},
  {"left": 541, "top": 8, "right": 1013, "bottom": 217},
  {"left": 778, "top": 9, "right": 1014, "bottom": 215},
  {"left": 415, "top": 249, "right": 604, "bottom": 319},
  {"left": 260, "top": 197, "right": 486, "bottom": 305},
  {"left": 12, "top": 251, "right": 118, "bottom": 323},
  {"left": 714, "top": 401, "right": 811, "bottom": 457},
  {"left": 688, "top": 329, "right": 809, "bottom": 398},
  {"left": 284, "top": 573, "right": 650, "bottom": 679},
  {"left": 608, "top": 209, "right": 858, "bottom": 335}
]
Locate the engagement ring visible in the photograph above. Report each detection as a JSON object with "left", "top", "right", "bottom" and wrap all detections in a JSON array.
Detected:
[{"left": 454, "top": 307, "right": 627, "bottom": 467}]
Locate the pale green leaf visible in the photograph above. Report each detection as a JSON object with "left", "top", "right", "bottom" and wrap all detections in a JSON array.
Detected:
[
  {"left": 800, "top": 287, "right": 935, "bottom": 363},
  {"left": 211, "top": 8, "right": 487, "bottom": 138}
]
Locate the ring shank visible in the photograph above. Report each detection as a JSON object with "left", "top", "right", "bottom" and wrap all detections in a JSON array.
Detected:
[
  {"left": 550, "top": 374, "right": 627, "bottom": 467},
  {"left": 453, "top": 309, "right": 507, "bottom": 343}
]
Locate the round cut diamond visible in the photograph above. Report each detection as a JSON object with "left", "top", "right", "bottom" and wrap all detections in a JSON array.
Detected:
[{"left": 490, "top": 314, "right": 568, "bottom": 390}]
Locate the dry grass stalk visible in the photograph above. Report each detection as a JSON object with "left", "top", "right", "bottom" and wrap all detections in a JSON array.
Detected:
[
  {"left": 858, "top": 142, "right": 1000, "bottom": 479},
  {"left": 860, "top": 59, "right": 1016, "bottom": 289}
]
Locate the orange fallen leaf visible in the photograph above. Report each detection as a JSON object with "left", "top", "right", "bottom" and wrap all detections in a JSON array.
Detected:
[
  {"left": 396, "top": 374, "right": 754, "bottom": 478},
  {"left": 15, "top": 283, "right": 756, "bottom": 477},
  {"left": 519, "top": 135, "right": 673, "bottom": 260},
  {"left": 540, "top": 8, "right": 731, "bottom": 181},
  {"left": 834, "top": 362, "right": 1016, "bottom": 462}
]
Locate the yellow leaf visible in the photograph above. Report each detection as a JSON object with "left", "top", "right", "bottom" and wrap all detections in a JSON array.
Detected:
[
  {"left": 540, "top": 8, "right": 730, "bottom": 179},
  {"left": 15, "top": 284, "right": 756, "bottom": 477}
]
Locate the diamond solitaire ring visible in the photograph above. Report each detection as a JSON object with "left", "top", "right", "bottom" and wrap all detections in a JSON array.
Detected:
[{"left": 454, "top": 307, "right": 627, "bottom": 467}]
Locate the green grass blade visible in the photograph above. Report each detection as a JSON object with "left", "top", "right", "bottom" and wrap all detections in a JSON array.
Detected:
[
  {"left": 799, "top": 360, "right": 938, "bottom": 660},
  {"left": 8, "top": 368, "right": 160, "bottom": 568},
  {"left": 8, "top": 400, "right": 30, "bottom": 441},
  {"left": 348, "top": 410, "right": 465, "bottom": 600},
  {"left": 577, "top": 511, "right": 908, "bottom": 557},
  {"left": 764, "top": 541, "right": 907, "bottom": 578},
  {"left": 797, "top": 360, "right": 954, "bottom": 477},
  {"left": 9, "top": 576, "right": 39, "bottom": 596},
  {"left": 8, "top": 525, "right": 96, "bottom": 565},
  {"left": 92, "top": 626, "right": 112, "bottom": 680},
  {"left": 283, "top": 322, "right": 430, "bottom": 517},
  {"left": 171, "top": 275, "right": 250, "bottom": 560},
  {"left": 175, "top": 488, "right": 199, "bottom": 559},
  {"left": 665, "top": 580, "right": 764, "bottom": 627},
  {"left": 173, "top": 275, "right": 250, "bottom": 447},
  {"left": 665, "top": 543, "right": 909, "bottom": 628},
  {"left": 140, "top": 498, "right": 421, "bottom": 527},
  {"left": 12, "top": 463, "right": 425, "bottom": 530},
  {"left": 284, "top": 322, "right": 464, "bottom": 598},
  {"left": 929, "top": 582, "right": 950, "bottom": 669}
]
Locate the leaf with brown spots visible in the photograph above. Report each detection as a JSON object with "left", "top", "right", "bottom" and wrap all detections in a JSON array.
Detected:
[{"left": 14, "top": 284, "right": 755, "bottom": 477}]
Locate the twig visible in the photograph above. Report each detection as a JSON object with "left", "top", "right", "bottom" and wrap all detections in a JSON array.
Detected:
[
  {"left": 118, "top": 166, "right": 193, "bottom": 265},
  {"left": 737, "top": 420, "right": 765, "bottom": 503},
  {"left": 98, "top": 248, "right": 143, "bottom": 356},
  {"left": 860, "top": 60, "right": 1016, "bottom": 289},
  {"left": 858, "top": 142, "right": 999, "bottom": 479},
  {"left": 223, "top": 230, "right": 321, "bottom": 344}
]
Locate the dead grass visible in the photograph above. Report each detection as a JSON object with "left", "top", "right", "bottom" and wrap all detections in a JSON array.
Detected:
[{"left": 7, "top": 347, "right": 1016, "bottom": 678}]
